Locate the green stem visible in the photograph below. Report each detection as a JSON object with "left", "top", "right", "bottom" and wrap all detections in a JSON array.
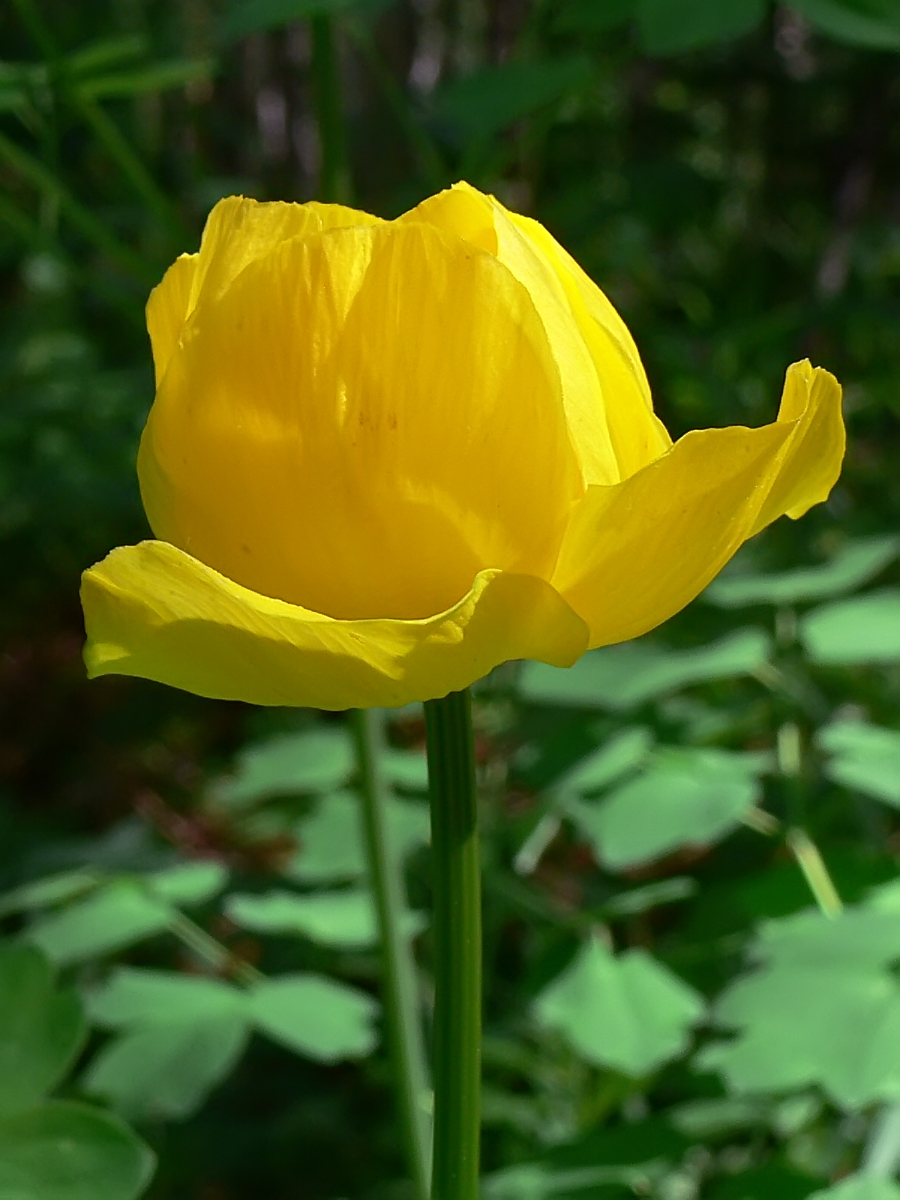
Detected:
[
  {"left": 424, "top": 690, "right": 481, "bottom": 1200},
  {"left": 787, "top": 828, "right": 843, "bottom": 919},
  {"left": 350, "top": 709, "right": 432, "bottom": 1200},
  {"left": 310, "top": 14, "right": 351, "bottom": 203}
]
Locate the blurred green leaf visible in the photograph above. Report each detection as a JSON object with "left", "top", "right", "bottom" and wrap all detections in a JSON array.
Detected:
[
  {"left": 85, "top": 968, "right": 245, "bottom": 1028},
  {"left": 700, "top": 901, "right": 900, "bottom": 1106},
  {"left": 225, "top": 888, "right": 425, "bottom": 948},
  {"left": 482, "top": 1158, "right": 664, "bottom": 1200},
  {"left": 0, "top": 944, "right": 85, "bottom": 1116},
  {"left": 705, "top": 536, "right": 900, "bottom": 608},
  {"left": 247, "top": 974, "right": 379, "bottom": 1061},
  {"left": 637, "top": 0, "right": 765, "bottom": 54},
  {"left": 145, "top": 862, "right": 229, "bottom": 907},
  {"left": 552, "top": 0, "right": 636, "bottom": 34},
  {"left": 570, "top": 748, "right": 766, "bottom": 869},
  {"left": 212, "top": 729, "right": 355, "bottom": 808},
  {"left": 818, "top": 720, "right": 900, "bottom": 808},
  {"left": 220, "top": 0, "right": 394, "bottom": 41},
  {"left": 810, "top": 1178, "right": 900, "bottom": 1200},
  {"left": 27, "top": 883, "right": 174, "bottom": 966},
  {"left": 554, "top": 726, "right": 654, "bottom": 795},
  {"left": 382, "top": 748, "right": 428, "bottom": 792},
  {"left": 534, "top": 936, "right": 705, "bottom": 1076},
  {"left": 0, "top": 1101, "right": 155, "bottom": 1200},
  {"left": 790, "top": 0, "right": 900, "bottom": 50},
  {"left": 431, "top": 57, "right": 593, "bottom": 143},
  {"left": 0, "top": 869, "right": 100, "bottom": 918},
  {"left": 519, "top": 629, "right": 770, "bottom": 710},
  {"left": 73, "top": 59, "right": 215, "bottom": 100},
  {"left": 800, "top": 591, "right": 900, "bottom": 664},
  {"left": 64, "top": 35, "right": 148, "bottom": 77},
  {"left": 83, "top": 1018, "right": 249, "bottom": 1120},
  {"left": 284, "top": 789, "right": 429, "bottom": 884}
]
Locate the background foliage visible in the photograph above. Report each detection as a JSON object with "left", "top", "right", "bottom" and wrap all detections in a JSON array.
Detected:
[{"left": 1, "top": 0, "right": 900, "bottom": 1197}]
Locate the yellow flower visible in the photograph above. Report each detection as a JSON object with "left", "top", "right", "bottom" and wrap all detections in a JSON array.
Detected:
[{"left": 81, "top": 183, "right": 844, "bottom": 710}]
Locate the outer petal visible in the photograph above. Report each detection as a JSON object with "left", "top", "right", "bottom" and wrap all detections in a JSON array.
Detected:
[
  {"left": 552, "top": 362, "right": 844, "bottom": 648},
  {"left": 146, "top": 196, "right": 382, "bottom": 387},
  {"left": 405, "top": 183, "right": 671, "bottom": 483},
  {"left": 140, "top": 220, "right": 579, "bottom": 622},
  {"left": 81, "top": 542, "right": 589, "bottom": 710}
]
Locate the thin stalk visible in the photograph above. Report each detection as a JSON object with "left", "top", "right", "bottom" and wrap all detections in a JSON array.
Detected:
[
  {"left": 787, "top": 828, "right": 843, "bottom": 918},
  {"left": 167, "top": 911, "right": 263, "bottom": 987},
  {"left": 350, "top": 708, "right": 432, "bottom": 1200},
  {"left": 424, "top": 690, "right": 481, "bottom": 1200},
  {"left": 310, "top": 14, "right": 351, "bottom": 203}
]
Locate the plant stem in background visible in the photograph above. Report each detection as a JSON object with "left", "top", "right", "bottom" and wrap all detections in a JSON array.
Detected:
[
  {"left": 787, "top": 828, "right": 843, "bottom": 919},
  {"left": 351, "top": 708, "right": 432, "bottom": 1200},
  {"left": 424, "top": 689, "right": 481, "bottom": 1200},
  {"left": 310, "top": 14, "right": 352, "bottom": 203}
]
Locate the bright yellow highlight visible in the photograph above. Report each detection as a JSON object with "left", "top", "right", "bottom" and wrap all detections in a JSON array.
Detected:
[{"left": 82, "top": 183, "right": 845, "bottom": 709}]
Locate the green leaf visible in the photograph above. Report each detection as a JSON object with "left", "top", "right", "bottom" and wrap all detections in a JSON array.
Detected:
[
  {"left": 0, "top": 944, "right": 85, "bottom": 1116},
  {"left": 64, "top": 35, "right": 148, "bottom": 78},
  {"left": 810, "top": 1177, "right": 900, "bottom": 1200},
  {"left": 247, "top": 974, "right": 379, "bottom": 1061},
  {"left": 554, "top": 727, "right": 654, "bottom": 795},
  {"left": 705, "top": 535, "right": 900, "bottom": 608},
  {"left": 519, "top": 628, "right": 770, "bottom": 710},
  {"left": 85, "top": 968, "right": 246, "bottom": 1027},
  {"left": 220, "top": 0, "right": 393, "bottom": 41},
  {"left": 284, "top": 789, "right": 429, "bottom": 884},
  {"left": 699, "top": 903, "right": 900, "bottom": 1106},
  {"left": 552, "top": 0, "right": 636, "bottom": 34},
  {"left": 431, "top": 57, "right": 594, "bottom": 144},
  {"left": 570, "top": 748, "right": 765, "bottom": 869},
  {"left": 0, "top": 1101, "right": 155, "bottom": 1200},
  {"left": 790, "top": 0, "right": 900, "bottom": 50},
  {"left": 212, "top": 729, "right": 355, "bottom": 808},
  {"left": 0, "top": 870, "right": 100, "bottom": 919},
  {"left": 83, "top": 1018, "right": 249, "bottom": 1120},
  {"left": 533, "top": 936, "right": 705, "bottom": 1076},
  {"left": 73, "top": 58, "right": 215, "bottom": 100},
  {"left": 225, "top": 888, "right": 425, "bottom": 948},
  {"left": 145, "top": 861, "right": 229, "bottom": 906},
  {"left": 382, "top": 748, "right": 429, "bottom": 792},
  {"left": 800, "top": 590, "right": 900, "bottom": 664},
  {"left": 818, "top": 720, "right": 900, "bottom": 808},
  {"left": 637, "top": 0, "right": 765, "bottom": 54},
  {"left": 27, "top": 882, "right": 174, "bottom": 966}
]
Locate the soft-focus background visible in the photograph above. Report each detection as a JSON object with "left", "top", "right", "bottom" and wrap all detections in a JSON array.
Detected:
[{"left": 2, "top": 2, "right": 900, "bottom": 1198}]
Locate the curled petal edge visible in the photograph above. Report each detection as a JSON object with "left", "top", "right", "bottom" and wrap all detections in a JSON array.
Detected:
[{"left": 81, "top": 542, "right": 589, "bottom": 710}]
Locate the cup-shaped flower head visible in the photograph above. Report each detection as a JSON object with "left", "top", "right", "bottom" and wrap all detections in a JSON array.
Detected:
[{"left": 81, "top": 183, "right": 844, "bottom": 709}]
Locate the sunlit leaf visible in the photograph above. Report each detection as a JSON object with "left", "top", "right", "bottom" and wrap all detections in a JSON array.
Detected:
[
  {"left": 534, "top": 937, "right": 705, "bottom": 1076},
  {"left": 145, "top": 861, "right": 229, "bottom": 906},
  {"left": 0, "top": 1101, "right": 155, "bottom": 1200},
  {"left": 810, "top": 1177, "right": 900, "bottom": 1200},
  {"left": 248, "top": 974, "right": 379, "bottom": 1061},
  {"left": 570, "top": 748, "right": 765, "bottom": 869},
  {"left": 800, "top": 591, "right": 900, "bottom": 664},
  {"left": 0, "top": 944, "right": 85, "bottom": 1116},
  {"left": 212, "top": 729, "right": 355, "bottom": 808},
  {"left": 519, "top": 629, "right": 770, "bottom": 710},
  {"left": 0, "top": 869, "right": 100, "bottom": 919},
  {"left": 554, "top": 727, "right": 654, "bottom": 795},
  {"left": 85, "top": 968, "right": 245, "bottom": 1028},
  {"left": 225, "top": 888, "right": 425, "bottom": 948},
  {"left": 818, "top": 720, "right": 900, "bottom": 808}
]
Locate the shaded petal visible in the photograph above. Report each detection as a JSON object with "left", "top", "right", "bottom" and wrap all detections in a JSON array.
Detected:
[
  {"left": 405, "top": 183, "right": 671, "bottom": 483},
  {"left": 552, "top": 362, "right": 844, "bottom": 648},
  {"left": 146, "top": 196, "right": 382, "bottom": 387},
  {"left": 81, "top": 542, "right": 589, "bottom": 710},
  {"left": 140, "top": 220, "right": 578, "bottom": 621}
]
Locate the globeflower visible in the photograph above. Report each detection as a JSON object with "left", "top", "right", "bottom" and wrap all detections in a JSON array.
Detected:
[{"left": 81, "top": 182, "right": 844, "bottom": 710}]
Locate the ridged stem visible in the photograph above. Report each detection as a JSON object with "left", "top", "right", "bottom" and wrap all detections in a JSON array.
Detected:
[
  {"left": 424, "top": 690, "right": 481, "bottom": 1200},
  {"left": 350, "top": 709, "right": 431, "bottom": 1200}
]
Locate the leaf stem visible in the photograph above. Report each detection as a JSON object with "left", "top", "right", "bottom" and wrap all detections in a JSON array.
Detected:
[
  {"left": 424, "top": 689, "right": 481, "bottom": 1200},
  {"left": 786, "top": 828, "right": 843, "bottom": 919},
  {"left": 350, "top": 708, "right": 432, "bottom": 1200}
]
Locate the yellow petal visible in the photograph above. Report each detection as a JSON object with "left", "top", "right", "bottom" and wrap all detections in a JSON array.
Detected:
[
  {"left": 405, "top": 182, "right": 671, "bottom": 483},
  {"left": 146, "top": 195, "right": 382, "bottom": 388},
  {"left": 139, "top": 219, "right": 578, "bottom": 622},
  {"left": 552, "top": 362, "right": 845, "bottom": 648},
  {"left": 81, "top": 542, "right": 589, "bottom": 710}
]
